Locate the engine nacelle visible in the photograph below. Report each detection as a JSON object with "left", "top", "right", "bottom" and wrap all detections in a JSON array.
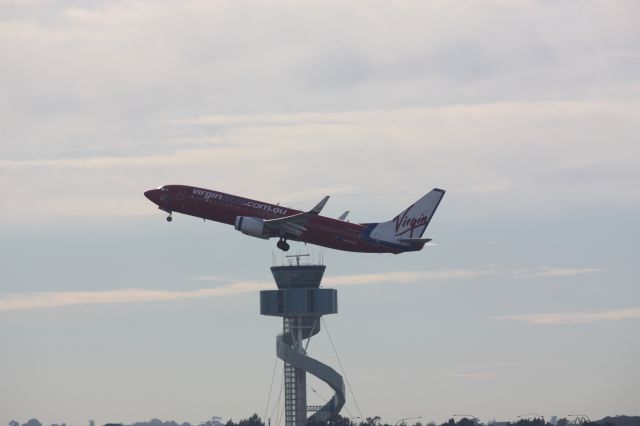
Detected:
[{"left": 234, "top": 216, "right": 270, "bottom": 239}]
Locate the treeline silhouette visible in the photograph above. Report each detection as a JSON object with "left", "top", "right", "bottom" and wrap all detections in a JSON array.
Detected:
[{"left": 8, "top": 414, "right": 640, "bottom": 426}]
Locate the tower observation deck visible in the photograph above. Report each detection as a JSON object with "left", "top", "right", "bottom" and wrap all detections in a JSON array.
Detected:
[{"left": 260, "top": 255, "right": 345, "bottom": 426}]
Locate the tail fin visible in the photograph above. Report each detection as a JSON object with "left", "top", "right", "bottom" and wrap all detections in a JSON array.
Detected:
[{"left": 368, "top": 188, "right": 445, "bottom": 243}]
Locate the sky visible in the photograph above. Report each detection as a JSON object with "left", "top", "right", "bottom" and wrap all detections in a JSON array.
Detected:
[{"left": 1, "top": 0, "right": 639, "bottom": 425}]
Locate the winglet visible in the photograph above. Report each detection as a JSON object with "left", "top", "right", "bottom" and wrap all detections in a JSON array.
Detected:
[
  {"left": 311, "top": 196, "right": 330, "bottom": 214},
  {"left": 338, "top": 210, "right": 350, "bottom": 220}
]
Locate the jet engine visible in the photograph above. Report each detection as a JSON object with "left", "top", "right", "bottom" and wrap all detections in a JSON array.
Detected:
[{"left": 234, "top": 216, "right": 270, "bottom": 239}]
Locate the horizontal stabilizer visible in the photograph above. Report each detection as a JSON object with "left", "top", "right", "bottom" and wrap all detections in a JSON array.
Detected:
[{"left": 398, "top": 238, "right": 432, "bottom": 244}]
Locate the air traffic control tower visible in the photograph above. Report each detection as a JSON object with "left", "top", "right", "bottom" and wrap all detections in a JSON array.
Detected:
[{"left": 260, "top": 255, "right": 345, "bottom": 426}]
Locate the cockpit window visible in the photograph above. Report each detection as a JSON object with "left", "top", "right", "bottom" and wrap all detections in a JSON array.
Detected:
[{"left": 157, "top": 186, "right": 169, "bottom": 192}]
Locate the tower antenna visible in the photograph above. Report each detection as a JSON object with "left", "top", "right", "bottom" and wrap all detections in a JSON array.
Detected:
[{"left": 285, "top": 253, "right": 310, "bottom": 266}]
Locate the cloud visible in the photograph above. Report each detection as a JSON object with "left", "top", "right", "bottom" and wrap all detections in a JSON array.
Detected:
[
  {"left": 5, "top": 268, "right": 485, "bottom": 312},
  {"left": 444, "top": 372, "right": 496, "bottom": 380},
  {"left": 2, "top": 1, "right": 639, "bottom": 174},
  {"left": 0, "top": 148, "right": 228, "bottom": 170},
  {"left": 0, "top": 281, "right": 270, "bottom": 312},
  {"left": 171, "top": 111, "right": 358, "bottom": 127},
  {"left": 188, "top": 275, "right": 233, "bottom": 282},
  {"left": 493, "top": 307, "right": 640, "bottom": 325},
  {"left": 191, "top": 268, "right": 498, "bottom": 287},
  {"left": 522, "top": 267, "right": 603, "bottom": 278},
  {"left": 322, "top": 269, "right": 496, "bottom": 287},
  {"left": 460, "top": 178, "right": 513, "bottom": 194},
  {"left": 2, "top": 100, "right": 640, "bottom": 226},
  {"left": 461, "top": 361, "right": 528, "bottom": 369},
  {"left": 445, "top": 361, "right": 528, "bottom": 380},
  {"left": 1, "top": 266, "right": 600, "bottom": 312}
]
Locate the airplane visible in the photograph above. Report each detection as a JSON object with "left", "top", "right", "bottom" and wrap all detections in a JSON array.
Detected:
[{"left": 144, "top": 185, "right": 445, "bottom": 254}]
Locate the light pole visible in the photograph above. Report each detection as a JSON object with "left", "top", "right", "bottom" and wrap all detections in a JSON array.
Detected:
[{"left": 395, "top": 416, "right": 423, "bottom": 426}]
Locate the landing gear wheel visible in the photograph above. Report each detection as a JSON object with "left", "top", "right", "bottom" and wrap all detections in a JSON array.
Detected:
[
  {"left": 166, "top": 215, "right": 172, "bottom": 222},
  {"left": 277, "top": 239, "right": 290, "bottom": 252}
]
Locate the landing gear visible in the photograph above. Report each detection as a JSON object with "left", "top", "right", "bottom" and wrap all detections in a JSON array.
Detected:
[
  {"left": 166, "top": 213, "right": 173, "bottom": 222},
  {"left": 277, "top": 238, "right": 290, "bottom": 252}
]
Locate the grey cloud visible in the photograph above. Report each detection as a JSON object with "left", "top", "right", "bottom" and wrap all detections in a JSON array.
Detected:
[
  {"left": 1, "top": 2, "right": 639, "bottom": 228},
  {"left": 493, "top": 307, "right": 640, "bottom": 325},
  {"left": 444, "top": 372, "right": 496, "bottom": 380},
  {"left": 0, "top": 266, "right": 604, "bottom": 312},
  {"left": 522, "top": 267, "right": 603, "bottom": 278},
  {"left": 3, "top": 100, "right": 639, "bottom": 224},
  {"left": 543, "top": 163, "right": 640, "bottom": 187}
]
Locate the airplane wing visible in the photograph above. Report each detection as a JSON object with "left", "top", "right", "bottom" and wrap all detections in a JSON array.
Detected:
[{"left": 263, "top": 196, "right": 329, "bottom": 237}]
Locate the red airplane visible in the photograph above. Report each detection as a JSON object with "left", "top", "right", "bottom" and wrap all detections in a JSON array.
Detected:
[{"left": 144, "top": 185, "right": 445, "bottom": 254}]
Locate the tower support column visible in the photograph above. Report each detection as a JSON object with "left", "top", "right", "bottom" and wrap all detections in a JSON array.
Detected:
[{"left": 283, "top": 317, "right": 308, "bottom": 426}]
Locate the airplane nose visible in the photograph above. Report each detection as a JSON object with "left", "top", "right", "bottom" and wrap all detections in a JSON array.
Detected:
[{"left": 144, "top": 189, "right": 160, "bottom": 204}]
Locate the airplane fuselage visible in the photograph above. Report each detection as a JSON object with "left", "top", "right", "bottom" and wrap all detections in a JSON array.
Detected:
[{"left": 144, "top": 185, "right": 418, "bottom": 254}]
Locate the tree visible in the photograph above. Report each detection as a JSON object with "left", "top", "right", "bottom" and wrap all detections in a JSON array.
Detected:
[
  {"left": 22, "top": 419, "right": 43, "bottom": 426},
  {"left": 237, "top": 414, "right": 264, "bottom": 426},
  {"left": 364, "top": 417, "right": 381, "bottom": 426},
  {"left": 458, "top": 418, "right": 475, "bottom": 426}
]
